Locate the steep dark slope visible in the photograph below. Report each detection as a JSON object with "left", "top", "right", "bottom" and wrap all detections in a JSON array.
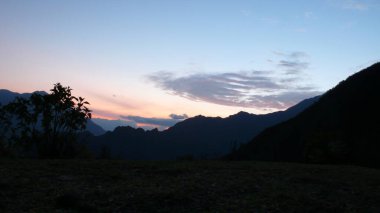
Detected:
[
  {"left": 87, "top": 96, "right": 319, "bottom": 159},
  {"left": 0, "top": 89, "right": 106, "bottom": 136},
  {"left": 229, "top": 62, "right": 380, "bottom": 167},
  {"left": 86, "top": 121, "right": 107, "bottom": 136}
]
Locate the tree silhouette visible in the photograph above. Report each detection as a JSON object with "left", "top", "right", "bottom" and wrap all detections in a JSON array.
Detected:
[{"left": 0, "top": 83, "right": 92, "bottom": 158}]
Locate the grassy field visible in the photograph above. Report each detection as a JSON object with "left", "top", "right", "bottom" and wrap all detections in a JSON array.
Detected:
[{"left": 0, "top": 160, "right": 379, "bottom": 212}]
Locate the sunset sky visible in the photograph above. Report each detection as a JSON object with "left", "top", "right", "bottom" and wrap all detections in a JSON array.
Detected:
[{"left": 1, "top": 0, "right": 379, "bottom": 128}]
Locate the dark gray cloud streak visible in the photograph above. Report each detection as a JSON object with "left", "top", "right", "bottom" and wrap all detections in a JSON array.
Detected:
[
  {"left": 248, "top": 91, "right": 321, "bottom": 109},
  {"left": 120, "top": 113, "right": 188, "bottom": 128},
  {"left": 169, "top": 113, "right": 188, "bottom": 119},
  {"left": 276, "top": 51, "right": 310, "bottom": 75},
  {"left": 148, "top": 51, "right": 322, "bottom": 110}
]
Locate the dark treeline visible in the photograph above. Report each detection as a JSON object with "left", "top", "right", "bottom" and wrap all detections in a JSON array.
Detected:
[{"left": 0, "top": 83, "right": 91, "bottom": 158}]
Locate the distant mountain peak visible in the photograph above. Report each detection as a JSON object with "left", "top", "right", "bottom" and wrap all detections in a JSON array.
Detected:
[
  {"left": 237, "top": 111, "right": 251, "bottom": 115},
  {"left": 235, "top": 111, "right": 254, "bottom": 116},
  {"left": 226, "top": 111, "right": 255, "bottom": 120}
]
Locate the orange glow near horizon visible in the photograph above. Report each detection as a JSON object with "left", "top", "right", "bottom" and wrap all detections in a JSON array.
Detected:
[
  {"left": 90, "top": 101, "right": 276, "bottom": 121},
  {"left": 1, "top": 81, "right": 281, "bottom": 121},
  {"left": 135, "top": 123, "right": 166, "bottom": 130}
]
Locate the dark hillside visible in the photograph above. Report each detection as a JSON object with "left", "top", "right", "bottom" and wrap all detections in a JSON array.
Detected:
[{"left": 229, "top": 62, "right": 380, "bottom": 167}]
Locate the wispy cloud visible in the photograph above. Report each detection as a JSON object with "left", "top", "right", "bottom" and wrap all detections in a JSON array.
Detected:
[
  {"left": 248, "top": 91, "right": 322, "bottom": 109},
  {"left": 275, "top": 51, "right": 310, "bottom": 75},
  {"left": 329, "top": 0, "right": 372, "bottom": 11},
  {"left": 87, "top": 92, "right": 137, "bottom": 110},
  {"left": 148, "top": 51, "right": 322, "bottom": 111},
  {"left": 342, "top": 0, "right": 369, "bottom": 10},
  {"left": 169, "top": 113, "right": 188, "bottom": 119},
  {"left": 120, "top": 113, "right": 188, "bottom": 129}
]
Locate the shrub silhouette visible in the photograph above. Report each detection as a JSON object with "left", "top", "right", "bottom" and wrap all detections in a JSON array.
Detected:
[{"left": 0, "top": 83, "right": 92, "bottom": 158}]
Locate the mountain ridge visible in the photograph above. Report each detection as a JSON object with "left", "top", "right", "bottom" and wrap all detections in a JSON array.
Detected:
[
  {"left": 85, "top": 95, "right": 320, "bottom": 159},
  {"left": 228, "top": 62, "right": 380, "bottom": 167}
]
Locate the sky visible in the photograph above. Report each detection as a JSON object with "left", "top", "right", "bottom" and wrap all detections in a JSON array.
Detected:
[{"left": 0, "top": 0, "right": 379, "bottom": 129}]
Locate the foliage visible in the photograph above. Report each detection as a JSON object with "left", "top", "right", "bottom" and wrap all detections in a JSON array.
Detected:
[{"left": 0, "top": 83, "right": 91, "bottom": 158}]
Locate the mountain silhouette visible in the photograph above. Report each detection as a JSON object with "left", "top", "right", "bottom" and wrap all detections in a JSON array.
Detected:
[
  {"left": 91, "top": 118, "right": 136, "bottom": 131},
  {"left": 0, "top": 89, "right": 47, "bottom": 105},
  {"left": 0, "top": 89, "right": 106, "bottom": 136},
  {"left": 85, "top": 96, "right": 319, "bottom": 159},
  {"left": 228, "top": 62, "right": 380, "bottom": 167}
]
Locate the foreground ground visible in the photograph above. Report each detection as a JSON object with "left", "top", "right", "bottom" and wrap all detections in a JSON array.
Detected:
[{"left": 0, "top": 160, "right": 379, "bottom": 212}]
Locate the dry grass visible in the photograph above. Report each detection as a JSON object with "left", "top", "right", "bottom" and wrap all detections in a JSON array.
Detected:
[{"left": 1, "top": 160, "right": 380, "bottom": 212}]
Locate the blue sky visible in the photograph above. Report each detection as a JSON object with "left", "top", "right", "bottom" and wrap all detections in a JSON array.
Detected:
[{"left": 0, "top": 0, "right": 379, "bottom": 128}]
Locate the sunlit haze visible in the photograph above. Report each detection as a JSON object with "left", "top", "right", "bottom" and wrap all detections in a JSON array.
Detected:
[{"left": 1, "top": 0, "right": 379, "bottom": 129}]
